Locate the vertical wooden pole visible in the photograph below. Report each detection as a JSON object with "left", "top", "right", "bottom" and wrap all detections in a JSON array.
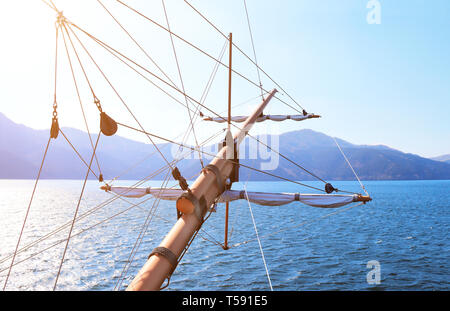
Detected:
[
  {"left": 224, "top": 32, "right": 232, "bottom": 250},
  {"left": 227, "top": 33, "right": 232, "bottom": 131},
  {"left": 224, "top": 202, "right": 230, "bottom": 250}
]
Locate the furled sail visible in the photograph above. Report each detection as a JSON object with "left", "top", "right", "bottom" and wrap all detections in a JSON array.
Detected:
[
  {"left": 101, "top": 186, "right": 184, "bottom": 200},
  {"left": 203, "top": 113, "right": 320, "bottom": 123},
  {"left": 101, "top": 185, "right": 367, "bottom": 208},
  {"left": 219, "top": 190, "right": 360, "bottom": 208}
]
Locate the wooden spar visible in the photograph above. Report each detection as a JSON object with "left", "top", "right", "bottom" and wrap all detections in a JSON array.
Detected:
[
  {"left": 126, "top": 89, "right": 277, "bottom": 291},
  {"left": 224, "top": 32, "right": 232, "bottom": 250},
  {"left": 227, "top": 33, "right": 232, "bottom": 132},
  {"left": 224, "top": 202, "right": 230, "bottom": 250},
  {"left": 355, "top": 194, "right": 372, "bottom": 203}
]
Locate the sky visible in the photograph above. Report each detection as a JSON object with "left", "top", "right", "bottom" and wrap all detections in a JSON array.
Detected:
[{"left": 0, "top": 0, "right": 449, "bottom": 158}]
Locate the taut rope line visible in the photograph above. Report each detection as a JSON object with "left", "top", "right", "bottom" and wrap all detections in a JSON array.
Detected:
[
  {"left": 53, "top": 132, "right": 101, "bottom": 290},
  {"left": 244, "top": 185, "right": 273, "bottom": 291}
]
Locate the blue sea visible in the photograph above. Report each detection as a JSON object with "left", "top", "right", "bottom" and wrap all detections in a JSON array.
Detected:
[{"left": 0, "top": 179, "right": 448, "bottom": 291}]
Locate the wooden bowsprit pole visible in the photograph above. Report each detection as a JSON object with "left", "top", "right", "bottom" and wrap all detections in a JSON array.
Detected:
[{"left": 126, "top": 89, "right": 277, "bottom": 291}]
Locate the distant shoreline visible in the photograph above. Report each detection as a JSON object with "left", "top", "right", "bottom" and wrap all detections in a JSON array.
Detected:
[{"left": 2, "top": 113, "right": 450, "bottom": 181}]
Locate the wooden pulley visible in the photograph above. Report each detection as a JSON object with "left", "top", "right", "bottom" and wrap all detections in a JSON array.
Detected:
[
  {"left": 100, "top": 112, "right": 117, "bottom": 136},
  {"left": 50, "top": 118, "right": 59, "bottom": 139}
]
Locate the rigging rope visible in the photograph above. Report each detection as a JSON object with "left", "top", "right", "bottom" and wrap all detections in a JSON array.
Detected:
[
  {"left": 115, "top": 167, "right": 203, "bottom": 290},
  {"left": 114, "top": 170, "right": 172, "bottom": 290},
  {"left": 183, "top": 0, "right": 305, "bottom": 112},
  {"left": 65, "top": 21, "right": 331, "bottom": 187},
  {"left": 0, "top": 129, "right": 223, "bottom": 272},
  {"left": 199, "top": 39, "right": 228, "bottom": 109},
  {"left": 113, "top": 128, "right": 228, "bottom": 289},
  {"left": 96, "top": 0, "right": 211, "bottom": 166},
  {"left": 3, "top": 21, "right": 60, "bottom": 290},
  {"left": 63, "top": 21, "right": 329, "bottom": 187},
  {"left": 244, "top": 185, "right": 273, "bottom": 291},
  {"left": 40, "top": 0, "right": 56, "bottom": 11},
  {"left": 97, "top": 0, "right": 207, "bottom": 168},
  {"left": 54, "top": 10, "right": 328, "bottom": 188},
  {"left": 96, "top": 0, "right": 181, "bottom": 91},
  {"left": 0, "top": 163, "right": 173, "bottom": 270},
  {"left": 57, "top": 19, "right": 354, "bottom": 192},
  {"left": 23, "top": 2, "right": 372, "bottom": 292},
  {"left": 64, "top": 22, "right": 174, "bottom": 171},
  {"left": 0, "top": 193, "right": 156, "bottom": 277},
  {"left": 116, "top": 121, "right": 327, "bottom": 193},
  {"left": 2, "top": 138, "right": 52, "bottom": 290},
  {"left": 198, "top": 228, "right": 225, "bottom": 249},
  {"left": 59, "top": 129, "right": 100, "bottom": 180},
  {"left": 243, "top": 0, "right": 264, "bottom": 101},
  {"left": 161, "top": 0, "right": 204, "bottom": 168},
  {"left": 174, "top": 38, "right": 228, "bottom": 163},
  {"left": 53, "top": 131, "right": 101, "bottom": 290},
  {"left": 0, "top": 164, "right": 169, "bottom": 268},
  {"left": 232, "top": 202, "right": 365, "bottom": 248},
  {"left": 332, "top": 137, "right": 369, "bottom": 196},
  {"left": 42, "top": 1, "right": 332, "bottom": 190},
  {"left": 60, "top": 28, "right": 103, "bottom": 177},
  {"left": 114, "top": 0, "right": 303, "bottom": 114},
  {"left": 109, "top": 127, "right": 224, "bottom": 185},
  {"left": 167, "top": 207, "right": 217, "bottom": 290},
  {"left": 60, "top": 23, "right": 98, "bottom": 104}
]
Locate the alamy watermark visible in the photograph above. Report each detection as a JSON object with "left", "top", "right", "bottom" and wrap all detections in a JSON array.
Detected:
[
  {"left": 171, "top": 123, "right": 281, "bottom": 171},
  {"left": 366, "top": 260, "right": 381, "bottom": 285},
  {"left": 366, "top": 0, "right": 381, "bottom": 24}
]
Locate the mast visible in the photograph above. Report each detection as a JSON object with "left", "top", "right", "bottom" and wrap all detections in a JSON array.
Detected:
[
  {"left": 227, "top": 33, "right": 232, "bottom": 132},
  {"left": 224, "top": 33, "right": 232, "bottom": 250},
  {"left": 126, "top": 89, "right": 277, "bottom": 291}
]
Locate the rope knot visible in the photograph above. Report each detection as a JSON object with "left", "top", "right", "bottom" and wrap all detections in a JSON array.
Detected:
[
  {"left": 55, "top": 11, "right": 66, "bottom": 28},
  {"left": 172, "top": 167, "right": 189, "bottom": 191}
]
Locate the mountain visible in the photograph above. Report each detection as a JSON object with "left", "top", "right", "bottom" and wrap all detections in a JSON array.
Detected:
[
  {"left": 1, "top": 112, "right": 450, "bottom": 181},
  {"left": 232, "top": 130, "right": 450, "bottom": 181},
  {"left": 431, "top": 154, "right": 450, "bottom": 164}
]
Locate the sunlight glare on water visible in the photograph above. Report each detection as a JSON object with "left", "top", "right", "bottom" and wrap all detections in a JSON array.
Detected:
[{"left": 0, "top": 179, "right": 448, "bottom": 291}]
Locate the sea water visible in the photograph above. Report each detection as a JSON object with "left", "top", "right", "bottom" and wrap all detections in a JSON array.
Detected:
[{"left": 0, "top": 179, "right": 448, "bottom": 291}]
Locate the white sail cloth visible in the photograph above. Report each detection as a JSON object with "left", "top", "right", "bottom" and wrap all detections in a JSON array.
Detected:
[
  {"left": 219, "top": 191, "right": 357, "bottom": 208},
  {"left": 203, "top": 114, "right": 318, "bottom": 123},
  {"left": 104, "top": 186, "right": 183, "bottom": 200},
  {"left": 104, "top": 186, "right": 357, "bottom": 208}
]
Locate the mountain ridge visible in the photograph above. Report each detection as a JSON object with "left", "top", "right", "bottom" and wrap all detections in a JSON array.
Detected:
[
  {"left": 431, "top": 154, "right": 450, "bottom": 164},
  {"left": 1, "top": 112, "right": 450, "bottom": 181}
]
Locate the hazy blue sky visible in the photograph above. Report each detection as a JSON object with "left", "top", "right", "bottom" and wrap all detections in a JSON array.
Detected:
[{"left": 0, "top": 0, "right": 449, "bottom": 157}]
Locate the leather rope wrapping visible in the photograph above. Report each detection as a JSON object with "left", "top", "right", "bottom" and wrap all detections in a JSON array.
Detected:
[
  {"left": 177, "top": 191, "right": 207, "bottom": 224},
  {"left": 148, "top": 247, "right": 178, "bottom": 275},
  {"left": 202, "top": 164, "right": 225, "bottom": 193}
]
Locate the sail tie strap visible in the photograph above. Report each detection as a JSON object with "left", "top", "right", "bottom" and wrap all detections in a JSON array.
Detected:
[
  {"left": 148, "top": 247, "right": 178, "bottom": 275},
  {"left": 239, "top": 190, "right": 245, "bottom": 199}
]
